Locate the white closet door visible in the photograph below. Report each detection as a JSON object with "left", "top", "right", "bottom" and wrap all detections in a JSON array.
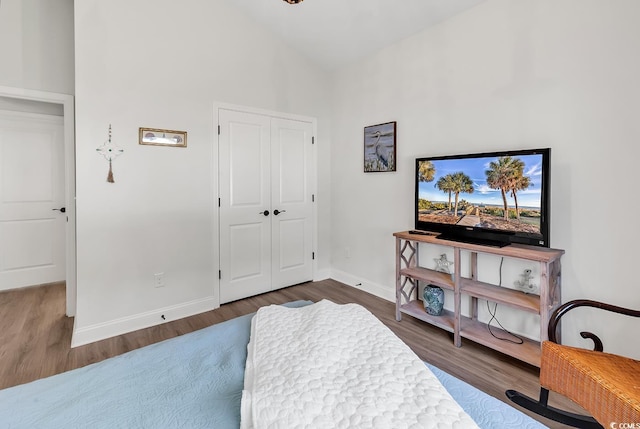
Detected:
[
  {"left": 219, "top": 108, "right": 314, "bottom": 304},
  {"left": 219, "top": 109, "right": 272, "bottom": 303},
  {"left": 0, "top": 111, "right": 65, "bottom": 290},
  {"left": 270, "top": 117, "right": 313, "bottom": 289}
]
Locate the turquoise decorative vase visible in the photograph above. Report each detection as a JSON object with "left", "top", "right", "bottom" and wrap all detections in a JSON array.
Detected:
[{"left": 423, "top": 284, "right": 444, "bottom": 316}]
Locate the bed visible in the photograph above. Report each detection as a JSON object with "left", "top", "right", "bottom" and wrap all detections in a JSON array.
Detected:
[{"left": 0, "top": 300, "right": 546, "bottom": 428}]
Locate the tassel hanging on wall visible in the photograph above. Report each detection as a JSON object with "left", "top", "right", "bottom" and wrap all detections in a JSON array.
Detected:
[
  {"left": 96, "top": 124, "right": 124, "bottom": 183},
  {"left": 107, "top": 159, "right": 114, "bottom": 183}
]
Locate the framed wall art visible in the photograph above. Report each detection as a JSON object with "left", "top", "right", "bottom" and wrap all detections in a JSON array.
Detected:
[
  {"left": 139, "top": 127, "right": 187, "bottom": 147},
  {"left": 364, "top": 121, "right": 396, "bottom": 172}
]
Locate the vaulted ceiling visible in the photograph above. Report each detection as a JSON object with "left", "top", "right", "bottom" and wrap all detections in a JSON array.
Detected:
[{"left": 227, "top": 0, "right": 486, "bottom": 71}]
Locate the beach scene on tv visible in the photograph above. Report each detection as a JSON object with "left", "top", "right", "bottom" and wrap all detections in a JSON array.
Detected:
[{"left": 417, "top": 154, "right": 544, "bottom": 236}]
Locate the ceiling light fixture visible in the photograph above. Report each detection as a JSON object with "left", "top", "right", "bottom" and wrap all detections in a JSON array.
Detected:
[{"left": 283, "top": 0, "right": 303, "bottom": 4}]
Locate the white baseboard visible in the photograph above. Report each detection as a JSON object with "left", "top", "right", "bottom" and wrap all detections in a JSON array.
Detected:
[
  {"left": 70, "top": 271, "right": 391, "bottom": 347},
  {"left": 313, "top": 268, "right": 331, "bottom": 281},
  {"left": 71, "top": 296, "right": 218, "bottom": 348},
  {"left": 330, "top": 269, "right": 395, "bottom": 303}
]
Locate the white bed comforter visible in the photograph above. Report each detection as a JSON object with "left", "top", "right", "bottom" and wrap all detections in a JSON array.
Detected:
[{"left": 240, "top": 299, "right": 479, "bottom": 429}]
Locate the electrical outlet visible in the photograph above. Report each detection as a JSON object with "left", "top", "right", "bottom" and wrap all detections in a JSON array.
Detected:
[
  {"left": 345, "top": 247, "right": 351, "bottom": 258},
  {"left": 154, "top": 272, "right": 165, "bottom": 288}
]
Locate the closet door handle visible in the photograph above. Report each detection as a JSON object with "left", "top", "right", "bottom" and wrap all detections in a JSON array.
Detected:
[
  {"left": 273, "top": 209, "right": 286, "bottom": 216},
  {"left": 53, "top": 207, "right": 66, "bottom": 213},
  {"left": 259, "top": 210, "right": 270, "bottom": 216}
]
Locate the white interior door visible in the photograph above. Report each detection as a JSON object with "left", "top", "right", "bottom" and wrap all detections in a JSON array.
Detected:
[
  {"left": 219, "top": 109, "right": 272, "bottom": 303},
  {"left": 270, "top": 118, "right": 313, "bottom": 289},
  {"left": 0, "top": 110, "right": 65, "bottom": 290},
  {"left": 218, "top": 107, "right": 314, "bottom": 304}
]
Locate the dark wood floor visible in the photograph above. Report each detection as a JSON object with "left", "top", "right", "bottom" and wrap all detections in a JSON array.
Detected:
[{"left": 0, "top": 279, "right": 583, "bottom": 427}]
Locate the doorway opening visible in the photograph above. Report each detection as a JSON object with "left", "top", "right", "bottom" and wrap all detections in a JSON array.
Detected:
[{"left": 0, "top": 86, "right": 76, "bottom": 316}]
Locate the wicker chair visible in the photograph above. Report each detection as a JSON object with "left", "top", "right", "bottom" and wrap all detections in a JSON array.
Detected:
[{"left": 506, "top": 299, "right": 640, "bottom": 429}]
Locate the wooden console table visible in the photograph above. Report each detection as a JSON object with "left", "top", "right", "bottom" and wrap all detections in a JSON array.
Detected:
[{"left": 394, "top": 230, "right": 564, "bottom": 367}]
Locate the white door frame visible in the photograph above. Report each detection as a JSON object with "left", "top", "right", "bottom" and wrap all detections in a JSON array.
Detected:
[
  {"left": 0, "top": 85, "right": 76, "bottom": 316},
  {"left": 213, "top": 102, "right": 318, "bottom": 300}
]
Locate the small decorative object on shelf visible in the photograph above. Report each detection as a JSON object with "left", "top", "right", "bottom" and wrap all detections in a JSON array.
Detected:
[
  {"left": 515, "top": 269, "right": 538, "bottom": 294},
  {"left": 423, "top": 284, "right": 444, "bottom": 316},
  {"left": 434, "top": 253, "right": 454, "bottom": 277}
]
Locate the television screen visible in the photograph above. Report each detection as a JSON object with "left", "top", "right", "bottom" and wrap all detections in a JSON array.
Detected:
[{"left": 415, "top": 148, "right": 550, "bottom": 247}]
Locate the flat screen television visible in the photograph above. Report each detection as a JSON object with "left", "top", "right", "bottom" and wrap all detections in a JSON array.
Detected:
[{"left": 415, "top": 148, "right": 550, "bottom": 247}]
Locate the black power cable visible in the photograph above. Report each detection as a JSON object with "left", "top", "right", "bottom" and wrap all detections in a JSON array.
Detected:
[{"left": 486, "top": 257, "right": 524, "bottom": 345}]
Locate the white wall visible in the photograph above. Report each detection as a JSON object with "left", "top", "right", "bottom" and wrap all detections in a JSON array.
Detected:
[
  {"left": 0, "top": 0, "right": 74, "bottom": 94},
  {"left": 6, "top": 0, "right": 638, "bottom": 359},
  {"left": 330, "top": 0, "right": 640, "bottom": 358},
  {"left": 73, "top": 0, "right": 331, "bottom": 344}
]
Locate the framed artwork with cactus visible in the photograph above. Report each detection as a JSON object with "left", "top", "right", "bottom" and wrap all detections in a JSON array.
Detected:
[{"left": 364, "top": 121, "right": 396, "bottom": 172}]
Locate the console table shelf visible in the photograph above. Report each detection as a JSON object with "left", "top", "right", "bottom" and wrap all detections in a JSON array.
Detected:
[
  {"left": 399, "top": 300, "right": 456, "bottom": 333},
  {"left": 394, "top": 230, "right": 564, "bottom": 367},
  {"left": 399, "top": 267, "right": 454, "bottom": 290},
  {"left": 460, "top": 279, "right": 540, "bottom": 313},
  {"left": 459, "top": 316, "right": 542, "bottom": 367}
]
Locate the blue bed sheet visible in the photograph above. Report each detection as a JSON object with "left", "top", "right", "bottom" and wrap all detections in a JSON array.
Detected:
[{"left": 0, "top": 300, "right": 546, "bottom": 428}]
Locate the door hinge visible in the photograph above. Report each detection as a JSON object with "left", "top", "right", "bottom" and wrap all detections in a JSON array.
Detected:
[
  {"left": 312, "top": 194, "right": 315, "bottom": 203},
  {"left": 218, "top": 198, "right": 221, "bottom": 207},
  {"left": 312, "top": 136, "right": 315, "bottom": 144},
  {"left": 312, "top": 252, "right": 315, "bottom": 260},
  {"left": 219, "top": 270, "right": 221, "bottom": 279},
  {"left": 218, "top": 125, "right": 221, "bottom": 135}
]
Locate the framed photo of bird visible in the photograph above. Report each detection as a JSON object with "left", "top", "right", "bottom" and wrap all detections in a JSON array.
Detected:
[{"left": 364, "top": 121, "right": 396, "bottom": 172}]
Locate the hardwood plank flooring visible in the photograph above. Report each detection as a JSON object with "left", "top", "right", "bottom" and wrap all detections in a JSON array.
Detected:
[{"left": 0, "top": 279, "right": 584, "bottom": 427}]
